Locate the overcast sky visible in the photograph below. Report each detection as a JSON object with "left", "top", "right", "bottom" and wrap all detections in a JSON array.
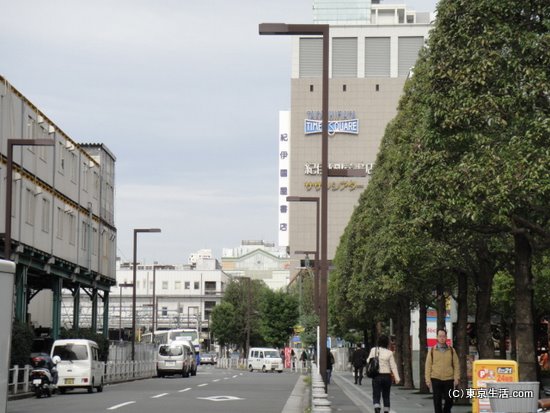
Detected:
[{"left": 0, "top": 0, "right": 438, "bottom": 265}]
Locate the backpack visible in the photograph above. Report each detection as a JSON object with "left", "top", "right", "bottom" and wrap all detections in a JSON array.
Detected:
[{"left": 366, "top": 347, "right": 380, "bottom": 378}]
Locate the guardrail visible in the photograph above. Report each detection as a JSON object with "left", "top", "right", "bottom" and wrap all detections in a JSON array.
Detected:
[{"left": 8, "top": 361, "right": 156, "bottom": 397}]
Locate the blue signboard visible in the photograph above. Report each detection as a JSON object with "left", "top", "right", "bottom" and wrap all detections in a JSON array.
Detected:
[{"left": 304, "top": 119, "right": 359, "bottom": 136}]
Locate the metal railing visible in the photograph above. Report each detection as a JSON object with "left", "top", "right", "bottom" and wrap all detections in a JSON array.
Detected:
[{"left": 8, "top": 361, "right": 156, "bottom": 397}]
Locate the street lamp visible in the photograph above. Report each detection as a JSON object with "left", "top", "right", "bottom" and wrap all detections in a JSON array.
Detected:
[
  {"left": 261, "top": 23, "right": 329, "bottom": 388},
  {"left": 4, "top": 139, "right": 55, "bottom": 260},
  {"left": 131, "top": 228, "right": 161, "bottom": 363},
  {"left": 287, "top": 196, "right": 320, "bottom": 315},
  {"left": 152, "top": 264, "right": 161, "bottom": 333}
]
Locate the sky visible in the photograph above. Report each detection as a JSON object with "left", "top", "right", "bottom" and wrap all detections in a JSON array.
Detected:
[{"left": 0, "top": 0, "right": 438, "bottom": 265}]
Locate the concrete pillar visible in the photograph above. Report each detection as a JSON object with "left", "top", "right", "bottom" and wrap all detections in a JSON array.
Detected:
[
  {"left": 72, "top": 287, "right": 80, "bottom": 329},
  {"left": 102, "top": 291, "right": 109, "bottom": 337},
  {"left": 91, "top": 288, "right": 98, "bottom": 332},
  {"left": 14, "top": 265, "right": 27, "bottom": 323},
  {"left": 51, "top": 278, "right": 62, "bottom": 339}
]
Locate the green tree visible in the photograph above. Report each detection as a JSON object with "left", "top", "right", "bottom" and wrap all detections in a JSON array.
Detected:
[
  {"left": 210, "top": 301, "right": 238, "bottom": 347},
  {"left": 258, "top": 288, "right": 298, "bottom": 348},
  {"left": 10, "top": 321, "right": 34, "bottom": 367}
]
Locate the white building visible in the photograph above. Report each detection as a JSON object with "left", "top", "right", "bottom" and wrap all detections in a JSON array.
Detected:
[
  {"left": 222, "top": 240, "right": 290, "bottom": 290},
  {"left": 61, "top": 255, "right": 231, "bottom": 342}
]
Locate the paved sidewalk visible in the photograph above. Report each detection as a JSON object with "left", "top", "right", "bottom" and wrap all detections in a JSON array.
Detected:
[{"left": 330, "top": 371, "right": 473, "bottom": 413}]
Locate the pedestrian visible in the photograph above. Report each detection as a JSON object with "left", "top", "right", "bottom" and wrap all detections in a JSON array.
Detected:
[
  {"left": 352, "top": 343, "right": 367, "bottom": 385},
  {"left": 300, "top": 349, "right": 308, "bottom": 368},
  {"left": 291, "top": 348, "right": 296, "bottom": 371},
  {"left": 425, "top": 328, "right": 459, "bottom": 413},
  {"left": 367, "top": 335, "right": 400, "bottom": 413},
  {"left": 326, "top": 348, "right": 335, "bottom": 384}
]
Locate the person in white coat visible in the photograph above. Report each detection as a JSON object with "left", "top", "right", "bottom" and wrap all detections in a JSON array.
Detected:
[{"left": 366, "top": 335, "right": 401, "bottom": 413}]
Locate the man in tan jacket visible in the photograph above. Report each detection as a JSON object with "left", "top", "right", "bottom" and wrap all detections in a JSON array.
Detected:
[{"left": 425, "top": 329, "right": 459, "bottom": 413}]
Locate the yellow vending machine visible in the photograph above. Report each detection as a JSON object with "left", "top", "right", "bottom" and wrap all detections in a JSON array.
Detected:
[{"left": 472, "top": 359, "right": 518, "bottom": 413}]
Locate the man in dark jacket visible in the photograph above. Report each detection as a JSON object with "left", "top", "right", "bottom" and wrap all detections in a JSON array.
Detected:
[{"left": 352, "top": 343, "right": 367, "bottom": 385}]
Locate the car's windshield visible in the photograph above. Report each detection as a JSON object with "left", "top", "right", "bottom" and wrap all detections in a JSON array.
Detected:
[
  {"left": 52, "top": 344, "right": 88, "bottom": 361},
  {"left": 159, "top": 345, "right": 183, "bottom": 356},
  {"left": 265, "top": 351, "right": 280, "bottom": 358}
]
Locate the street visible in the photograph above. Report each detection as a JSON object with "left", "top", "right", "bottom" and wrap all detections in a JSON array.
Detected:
[{"left": 8, "top": 366, "right": 300, "bottom": 413}]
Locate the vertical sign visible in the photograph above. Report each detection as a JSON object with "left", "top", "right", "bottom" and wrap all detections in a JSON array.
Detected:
[
  {"left": 472, "top": 359, "right": 518, "bottom": 413},
  {"left": 278, "top": 111, "right": 291, "bottom": 248}
]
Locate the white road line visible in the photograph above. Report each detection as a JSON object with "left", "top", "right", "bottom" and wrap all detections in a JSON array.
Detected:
[
  {"left": 151, "top": 393, "right": 169, "bottom": 398},
  {"left": 232, "top": 375, "right": 238, "bottom": 378},
  {"left": 212, "top": 379, "right": 220, "bottom": 382},
  {"left": 198, "top": 383, "right": 208, "bottom": 387},
  {"left": 107, "top": 401, "right": 136, "bottom": 410},
  {"left": 179, "top": 388, "right": 191, "bottom": 393}
]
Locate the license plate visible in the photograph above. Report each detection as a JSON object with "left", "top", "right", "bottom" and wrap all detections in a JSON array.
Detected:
[
  {"left": 165, "top": 361, "right": 176, "bottom": 367},
  {"left": 64, "top": 378, "right": 74, "bottom": 385},
  {"left": 33, "top": 379, "right": 42, "bottom": 385}
]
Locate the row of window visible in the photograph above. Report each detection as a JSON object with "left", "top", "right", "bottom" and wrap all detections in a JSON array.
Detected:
[
  {"left": 299, "top": 36, "right": 425, "bottom": 77},
  {"left": 133, "top": 280, "right": 218, "bottom": 291}
]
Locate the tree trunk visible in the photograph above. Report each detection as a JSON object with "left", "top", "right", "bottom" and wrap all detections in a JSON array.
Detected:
[
  {"left": 499, "top": 315, "right": 507, "bottom": 360},
  {"left": 436, "top": 285, "right": 446, "bottom": 331},
  {"left": 394, "top": 311, "right": 404, "bottom": 384},
  {"left": 455, "top": 271, "right": 470, "bottom": 405},
  {"left": 419, "top": 303, "right": 429, "bottom": 393},
  {"left": 514, "top": 232, "right": 537, "bottom": 381},
  {"left": 400, "top": 298, "right": 414, "bottom": 389},
  {"left": 510, "top": 318, "right": 517, "bottom": 361},
  {"left": 475, "top": 253, "right": 495, "bottom": 359}
]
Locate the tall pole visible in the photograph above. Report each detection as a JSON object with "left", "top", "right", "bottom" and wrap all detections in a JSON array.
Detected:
[
  {"left": 319, "top": 26, "right": 329, "bottom": 390},
  {"left": 259, "top": 23, "right": 329, "bottom": 389},
  {"left": 152, "top": 265, "right": 157, "bottom": 332},
  {"left": 131, "top": 230, "right": 138, "bottom": 362}
]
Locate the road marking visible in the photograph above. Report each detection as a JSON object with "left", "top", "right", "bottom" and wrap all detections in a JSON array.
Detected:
[
  {"left": 232, "top": 375, "right": 238, "bottom": 378},
  {"left": 107, "top": 401, "right": 136, "bottom": 410},
  {"left": 212, "top": 379, "right": 220, "bottom": 382},
  {"left": 151, "top": 393, "right": 169, "bottom": 398},
  {"left": 179, "top": 388, "right": 191, "bottom": 393},
  {"left": 198, "top": 383, "right": 208, "bottom": 387},
  {"left": 197, "top": 395, "right": 244, "bottom": 402},
  {"left": 224, "top": 377, "right": 230, "bottom": 380}
]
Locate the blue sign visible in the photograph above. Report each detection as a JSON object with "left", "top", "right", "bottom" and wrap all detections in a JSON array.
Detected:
[{"left": 304, "top": 119, "right": 359, "bottom": 136}]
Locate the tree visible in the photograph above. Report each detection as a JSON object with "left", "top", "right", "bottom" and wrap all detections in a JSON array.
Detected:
[
  {"left": 258, "top": 289, "right": 298, "bottom": 348},
  {"left": 210, "top": 301, "right": 238, "bottom": 348}
]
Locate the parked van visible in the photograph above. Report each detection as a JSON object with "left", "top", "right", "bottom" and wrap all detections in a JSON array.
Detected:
[
  {"left": 247, "top": 347, "right": 283, "bottom": 373},
  {"left": 157, "top": 342, "right": 196, "bottom": 378},
  {"left": 172, "top": 338, "right": 197, "bottom": 376},
  {"left": 51, "top": 339, "right": 104, "bottom": 393}
]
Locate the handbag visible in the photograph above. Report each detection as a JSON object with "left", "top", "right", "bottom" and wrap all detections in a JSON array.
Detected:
[{"left": 366, "top": 347, "right": 380, "bottom": 378}]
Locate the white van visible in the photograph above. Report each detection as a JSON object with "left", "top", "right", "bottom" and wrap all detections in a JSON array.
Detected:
[
  {"left": 51, "top": 339, "right": 104, "bottom": 393},
  {"left": 157, "top": 342, "right": 196, "bottom": 378},
  {"left": 247, "top": 347, "right": 283, "bottom": 373}
]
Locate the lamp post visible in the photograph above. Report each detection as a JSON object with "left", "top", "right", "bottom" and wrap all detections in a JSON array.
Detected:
[
  {"left": 152, "top": 265, "right": 161, "bottom": 333},
  {"left": 131, "top": 228, "right": 161, "bottom": 363},
  {"left": 261, "top": 23, "right": 329, "bottom": 388},
  {"left": 4, "top": 139, "right": 55, "bottom": 260},
  {"left": 287, "top": 196, "right": 320, "bottom": 315}
]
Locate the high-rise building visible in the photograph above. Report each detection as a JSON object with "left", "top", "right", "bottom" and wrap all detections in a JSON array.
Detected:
[{"left": 278, "top": 2, "right": 433, "bottom": 273}]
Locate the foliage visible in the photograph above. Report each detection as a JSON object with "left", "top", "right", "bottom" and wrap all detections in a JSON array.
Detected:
[
  {"left": 10, "top": 321, "right": 34, "bottom": 367},
  {"left": 210, "top": 301, "right": 238, "bottom": 347},
  {"left": 258, "top": 288, "right": 298, "bottom": 348},
  {"left": 59, "top": 328, "right": 109, "bottom": 361}
]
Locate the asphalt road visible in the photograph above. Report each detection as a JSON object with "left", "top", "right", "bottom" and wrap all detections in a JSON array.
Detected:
[{"left": 8, "top": 366, "right": 300, "bottom": 413}]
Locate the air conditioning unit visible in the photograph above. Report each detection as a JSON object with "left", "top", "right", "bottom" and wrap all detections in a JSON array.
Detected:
[
  {"left": 34, "top": 185, "right": 43, "bottom": 196},
  {"left": 37, "top": 115, "right": 44, "bottom": 124},
  {"left": 66, "top": 141, "right": 76, "bottom": 151},
  {"left": 64, "top": 205, "right": 74, "bottom": 214},
  {"left": 48, "top": 125, "right": 55, "bottom": 134}
]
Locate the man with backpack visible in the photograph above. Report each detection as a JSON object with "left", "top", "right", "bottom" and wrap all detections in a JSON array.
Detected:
[
  {"left": 425, "top": 329, "right": 460, "bottom": 413},
  {"left": 351, "top": 343, "right": 367, "bottom": 385}
]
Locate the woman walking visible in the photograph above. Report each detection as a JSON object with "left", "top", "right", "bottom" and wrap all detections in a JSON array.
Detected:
[{"left": 367, "top": 335, "right": 400, "bottom": 413}]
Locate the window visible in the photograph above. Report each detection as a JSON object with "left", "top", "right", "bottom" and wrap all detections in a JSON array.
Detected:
[
  {"left": 92, "top": 228, "right": 98, "bottom": 255},
  {"left": 162, "top": 281, "right": 168, "bottom": 290},
  {"left": 41, "top": 198, "right": 50, "bottom": 233},
  {"left": 25, "top": 188, "right": 35, "bottom": 225},
  {"left": 280, "top": 169, "right": 288, "bottom": 177},
  {"left": 175, "top": 281, "right": 181, "bottom": 290},
  {"left": 280, "top": 205, "right": 288, "bottom": 213},
  {"left": 82, "top": 163, "right": 89, "bottom": 192},
  {"left": 398, "top": 36, "right": 424, "bottom": 77},
  {"left": 58, "top": 142, "right": 65, "bottom": 173},
  {"left": 162, "top": 307, "right": 168, "bottom": 316},
  {"left": 70, "top": 152, "right": 77, "bottom": 182},
  {"left": 365, "top": 37, "right": 391, "bottom": 77},
  {"left": 68, "top": 215, "right": 76, "bottom": 245},
  {"left": 56, "top": 207, "right": 64, "bottom": 239},
  {"left": 81, "top": 221, "right": 88, "bottom": 251},
  {"left": 194, "top": 282, "right": 199, "bottom": 290},
  {"left": 280, "top": 187, "right": 287, "bottom": 196},
  {"left": 332, "top": 38, "right": 358, "bottom": 78},
  {"left": 185, "top": 282, "right": 190, "bottom": 290},
  {"left": 299, "top": 38, "right": 322, "bottom": 77},
  {"left": 93, "top": 172, "right": 99, "bottom": 199}
]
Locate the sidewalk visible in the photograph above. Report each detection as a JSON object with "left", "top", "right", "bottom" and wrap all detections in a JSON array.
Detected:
[{"left": 330, "top": 371, "right": 473, "bottom": 413}]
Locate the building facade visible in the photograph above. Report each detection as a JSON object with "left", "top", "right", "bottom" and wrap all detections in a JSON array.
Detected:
[
  {"left": 222, "top": 240, "right": 290, "bottom": 290},
  {"left": 0, "top": 76, "right": 116, "bottom": 337},
  {"left": 61, "top": 256, "right": 230, "bottom": 342},
  {"left": 278, "top": 2, "right": 433, "bottom": 273}
]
